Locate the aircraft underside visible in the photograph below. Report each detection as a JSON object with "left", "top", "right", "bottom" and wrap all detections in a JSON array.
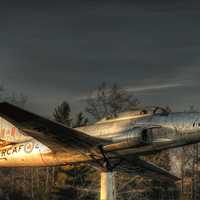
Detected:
[
  {"left": 0, "top": 102, "right": 200, "bottom": 182},
  {"left": 0, "top": 139, "right": 91, "bottom": 167}
]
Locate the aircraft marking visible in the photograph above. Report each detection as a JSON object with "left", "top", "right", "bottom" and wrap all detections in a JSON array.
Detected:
[
  {"left": 0, "top": 142, "right": 36, "bottom": 158},
  {"left": 24, "top": 142, "right": 34, "bottom": 153},
  {"left": 0, "top": 127, "right": 16, "bottom": 138}
]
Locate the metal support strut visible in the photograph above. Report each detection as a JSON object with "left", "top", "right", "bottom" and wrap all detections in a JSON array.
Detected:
[{"left": 100, "top": 172, "right": 116, "bottom": 200}]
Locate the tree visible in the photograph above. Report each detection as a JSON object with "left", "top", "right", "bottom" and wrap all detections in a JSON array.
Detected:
[
  {"left": 85, "top": 83, "right": 180, "bottom": 199},
  {"left": 0, "top": 84, "right": 27, "bottom": 107},
  {"left": 53, "top": 101, "right": 72, "bottom": 127},
  {"left": 86, "top": 82, "right": 140, "bottom": 121},
  {"left": 0, "top": 84, "right": 31, "bottom": 199},
  {"left": 73, "top": 112, "right": 88, "bottom": 128},
  {"left": 52, "top": 83, "right": 179, "bottom": 200},
  {"left": 52, "top": 102, "right": 92, "bottom": 200},
  {"left": 53, "top": 101, "right": 88, "bottom": 128}
]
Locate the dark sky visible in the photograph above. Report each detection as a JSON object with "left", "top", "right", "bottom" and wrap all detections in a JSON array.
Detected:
[{"left": 0, "top": 0, "right": 200, "bottom": 116}]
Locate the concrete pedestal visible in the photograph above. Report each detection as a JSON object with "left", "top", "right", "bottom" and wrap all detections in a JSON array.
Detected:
[{"left": 100, "top": 172, "right": 116, "bottom": 200}]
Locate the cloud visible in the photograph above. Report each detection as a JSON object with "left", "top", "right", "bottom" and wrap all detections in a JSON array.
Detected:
[
  {"left": 125, "top": 83, "right": 185, "bottom": 93},
  {"left": 0, "top": 1, "right": 200, "bottom": 115},
  {"left": 75, "top": 82, "right": 186, "bottom": 102}
]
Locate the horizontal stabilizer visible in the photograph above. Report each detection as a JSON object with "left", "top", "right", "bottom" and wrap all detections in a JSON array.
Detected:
[{"left": 115, "top": 156, "right": 180, "bottom": 181}]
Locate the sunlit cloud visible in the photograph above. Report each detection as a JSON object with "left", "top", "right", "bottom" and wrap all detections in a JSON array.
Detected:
[
  {"left": 75, "top": 82, "right": 187, "bottom": 102},
  {"left": 125, "top": 83, "right": 185, "bottom": 93}
]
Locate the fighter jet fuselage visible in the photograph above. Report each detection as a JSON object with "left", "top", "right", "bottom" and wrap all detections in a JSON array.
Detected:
[{"left": 0, "top": 109, "right": 199, "bottom": 168}]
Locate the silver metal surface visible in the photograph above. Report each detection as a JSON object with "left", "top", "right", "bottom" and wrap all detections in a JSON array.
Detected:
[
  {"left": 100, "top": 172, "right": 116, "bottom": 200},
  {"left": 0, "top": 102, "right": 200, "bottom": 176}
]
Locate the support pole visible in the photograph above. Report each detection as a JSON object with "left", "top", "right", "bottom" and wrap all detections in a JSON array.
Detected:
[{"left": 100, "top": 172, "right": 116, "bottom": 200}]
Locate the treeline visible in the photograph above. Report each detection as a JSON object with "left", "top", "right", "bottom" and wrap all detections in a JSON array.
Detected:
[{"left": 0, "top": 83, "right": 199, "bottom": 200}]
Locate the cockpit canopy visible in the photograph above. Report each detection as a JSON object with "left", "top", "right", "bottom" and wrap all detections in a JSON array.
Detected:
[
  {"left": 96, "top": 106, "right": 171, "bottom": 124},
  {"left": 96, "top": 110, "right": 150, "bottom": 124},
  {"left": 152, "top": 107, "right": 171, "bottom": 116}
]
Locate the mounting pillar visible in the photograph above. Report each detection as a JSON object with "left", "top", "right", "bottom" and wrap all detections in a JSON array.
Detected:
[{"left": 100, "top": 172, "right": 116, "bottom": 200}]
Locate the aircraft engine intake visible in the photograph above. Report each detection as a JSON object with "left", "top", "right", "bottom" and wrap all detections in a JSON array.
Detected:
[{"left": 103, "top": 128, "right": 153, "bottom": 152}]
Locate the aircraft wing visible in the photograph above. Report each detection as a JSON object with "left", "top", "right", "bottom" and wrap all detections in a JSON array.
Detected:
[
  {"left": 0, "top": 102, "right": 105, "bottom": 157},
  {"left": 87, "top": 154, "right": 179, "bottom": 181},
  {"left": 114, "top": 156, "right": 180, "bottom": 181},
  {"left": 0, "top": 102, "right": 196, "bottom": 181}
]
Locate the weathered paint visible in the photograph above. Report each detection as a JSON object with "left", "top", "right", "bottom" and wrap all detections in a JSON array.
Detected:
[
  {"left": 78, "top": 112, "right": 200, "bottom": 140},
  {"left": 0, "top": 117, "right": 32, "bottom": 143},
  {"left": 0, "top": 112, "right": 200, "bottom": 167},
  {"left": 0, "top": 138, "right": 88, "bottom": 167}
]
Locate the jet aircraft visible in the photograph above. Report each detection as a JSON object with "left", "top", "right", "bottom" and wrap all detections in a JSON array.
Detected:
[{"left": 0, "top": 102, "right": 199, "bottom": 182}]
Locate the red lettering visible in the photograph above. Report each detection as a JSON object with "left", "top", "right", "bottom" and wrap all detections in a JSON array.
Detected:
[
  {"left": 1, "top": 129, "right": 5, "bottom": 137},
  {"left": 11, "top": 127, "right": 16, "bottom": 137},
  {"left": 24, "top": 143, "right": 34, "bottom": 153},
  {"left": 6, "top": 129, "right": 10, "bottom": 136}
]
